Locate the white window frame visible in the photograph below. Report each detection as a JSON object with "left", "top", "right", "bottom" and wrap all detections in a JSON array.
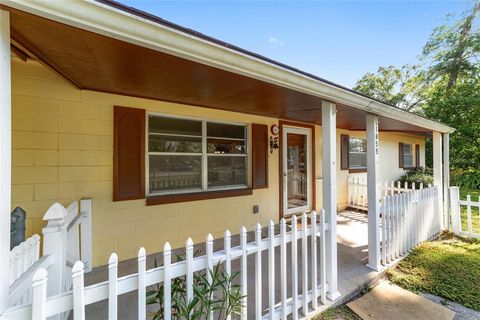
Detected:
[
  {"left": 146, "top": 112, "right": 249, "bottom": 196},
  {"left": 349, "top": 137, "right": 367, "bottom": 170}
]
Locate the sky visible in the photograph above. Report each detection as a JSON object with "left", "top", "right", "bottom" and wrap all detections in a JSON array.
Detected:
[{"left": 118, "top": 0, "right": 473, "bottom": 89}]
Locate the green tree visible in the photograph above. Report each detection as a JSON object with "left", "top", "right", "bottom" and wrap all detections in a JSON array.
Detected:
[
  {"left": 422, "top": 1, "right": 480, "bottom": 93},
  {"left": 353, "top": 65, "right": 428, "bottom": 111}
]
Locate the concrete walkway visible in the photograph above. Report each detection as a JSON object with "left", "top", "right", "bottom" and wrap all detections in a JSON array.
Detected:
[{"left": 81, "top": 210, "right": 381, "bottom": 319}]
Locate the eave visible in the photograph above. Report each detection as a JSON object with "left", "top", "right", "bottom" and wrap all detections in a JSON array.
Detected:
[{"left": 0, "top": 0, "right": 454, "bottom": 134}]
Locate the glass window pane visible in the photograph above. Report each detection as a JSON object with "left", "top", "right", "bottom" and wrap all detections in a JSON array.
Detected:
[
  {"left": 149, "top": 155, "right": 202, "bottom": 193},
  {"left": 349, "top": 137, "right": 367, "bottom": 169},
  {"left": 286, "top": 133, "right": 308, "bottom": 209},
  {"left": 149, "top": 115, "right": 201, "bottom": 136},
  {"left": 349, "top": 152, "right": 367, "bottom": 169},
  {"left": 349, "top": 137, "right": 367, "bottom": 153},
  {"left": 208, "top": 156, "right": 246, "bottom": 188},
  {"left": 207, "top": 138, "right": 246, "bottom": 154},
  {"left": 207, "top": 122, "right": 245, "bottom": 139},
  {"left": 403, "top": 144, "right": 413, "bottom": 167},
  {"left": 149, "top": 135, "right": 202, "bottom": 153}
]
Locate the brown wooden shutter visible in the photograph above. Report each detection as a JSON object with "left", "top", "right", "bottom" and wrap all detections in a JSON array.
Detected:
[
  {"left": 415, "top": 144, "right": 420, "bottom": 168},
  {"left": 252, "top": 124, "right": 268, "bottom": 189},
  {"left": 114, "top": 106, "right": 145, "bottom": 201},
  {"left": 340, "top": 134, "right": 349, "bottom": 170},
  {"left": 399, "top": 142, "right": 404, "bottom": 168}
]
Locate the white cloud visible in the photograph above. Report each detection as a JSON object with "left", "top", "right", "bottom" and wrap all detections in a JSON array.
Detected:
[{"left": 268, "top": 37, "right": 285, "bottom": 47}]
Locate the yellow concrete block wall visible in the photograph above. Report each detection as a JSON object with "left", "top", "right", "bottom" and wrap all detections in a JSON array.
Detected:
[
  {"left": 11, "top": 58, "right": 280, "bottom": 266},
  {"left": 11, "top": 57, "right": 426, "bottom": 266}
]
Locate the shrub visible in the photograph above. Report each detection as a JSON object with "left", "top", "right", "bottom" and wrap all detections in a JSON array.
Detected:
[
  {"left": 451, "top": 168, "right": 480, "bottom": 190},
  {"left": 147, "top": 256, "right": 244, "bottom": 320},
  {"left": 397, "top": 167, "right": 433, "bottom": 188}
]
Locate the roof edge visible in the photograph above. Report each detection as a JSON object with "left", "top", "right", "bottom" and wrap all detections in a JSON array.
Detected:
[{"left": 2, "top": 0, "right": 455, "bottom": 133}]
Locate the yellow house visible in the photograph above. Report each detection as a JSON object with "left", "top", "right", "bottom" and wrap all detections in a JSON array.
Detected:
[{"left": 0, "top": 1, "right": 454, "bottom": 318}]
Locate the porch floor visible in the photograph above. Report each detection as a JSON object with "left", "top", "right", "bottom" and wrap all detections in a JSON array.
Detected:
[{"left": 81, "top": 210, "right": 381, "bottom": 319}]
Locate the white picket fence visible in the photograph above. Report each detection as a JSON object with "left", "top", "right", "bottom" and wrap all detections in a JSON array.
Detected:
[
  {"left": 347, "top": 176, "right": 428, "bottom": 210},
  {"left": 2, "top": 211, "right": 330, "bottom": 320},
  {"left": 4, "top": 199, "right": 92, "bottom": 315},
  {"left": 380, "top": 186, "right": 441, "bottom": 266},
  {"left": 450, "top": 187, "right": 480, "bottom": 239},
  {"left": 8, "top": 234, "right": 41, "bottom": 307}
]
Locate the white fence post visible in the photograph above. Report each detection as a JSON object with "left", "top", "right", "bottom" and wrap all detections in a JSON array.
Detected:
[
  {"left": 42, "top": 203, "right": 68, "bottom": 299},
  {"left": 163, "top": 243, "right": 172, "bottom": 320},
  {"left": 280, "top": 219, "right": 287, "bottom": 320},
  {"left": 108, "top": 253, "right": 118, "bottom": 320},
  {"left": 319, "top": 209, "right": 327, "bottom": 305},
  {"left": 31, "top": 268, "right": 48, "bottom": 320},
  {"left": 186, "top": 238, "right": 194, "bottom": 306},
  {"left": 137, "top": 247, "right": 146, "bottom": 320},
  {"left": 79, "top": 199, "right": 92, "bottom": 272},
  {"left": 301, "top": 213, "right": 308, "bottom": 316},
  {"left": 206, "top": 234, "right": 213, "bottom": 320},
  {"left": 291, "top": 215, "right": 299, "bottom": 320},
  {"left": 240, "top": 227, "right": 247, "bottom": 320},
  {"left": 310, "top": 211, "right": 318, "bottom": 310},
  {"left": 255, "top": 223, "right": 262, "bottom": 320},
  {"left": 450, "top": 187, "right": 461, "bottom": 235},
  {"left": 72, "top": 261, "right": 85, "bottom": 320},
  {"left": 268, "top": 221, "right": 275, "bottom": 320}
]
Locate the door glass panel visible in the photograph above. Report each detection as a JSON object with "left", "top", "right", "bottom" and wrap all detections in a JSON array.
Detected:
[{"left": 286, "top": 133, "right": 308, "bottom": 209}]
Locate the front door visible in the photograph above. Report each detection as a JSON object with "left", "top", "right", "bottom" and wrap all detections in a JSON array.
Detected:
[{"left": 282, "top": 126, "right": 312, "bottom": 216}]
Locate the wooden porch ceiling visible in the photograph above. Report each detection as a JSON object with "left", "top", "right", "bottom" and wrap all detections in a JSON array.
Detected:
[{"left": 6, "top": 7, "right": 430, "bottom": 134}]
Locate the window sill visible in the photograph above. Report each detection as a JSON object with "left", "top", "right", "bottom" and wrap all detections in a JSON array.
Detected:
[
  {"left": 349, "top": 168, "right": 367, "bottom": 173},
  {"left": 403, "top": 167, "right": 417, "bottom": 171},
  {"left": 146, "top": 188, "right": 253, "bottom": 206}
]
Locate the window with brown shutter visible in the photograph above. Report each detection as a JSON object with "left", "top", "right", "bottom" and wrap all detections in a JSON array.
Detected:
[
  {"left": 399, "top": 142, "right": 404, "bottom": 168},
  {"left": 415, "top": 144, "right": 420, "bottom": 168},
  {"left": 340, "top": 134, "right": 349, "bottom": 170},
  {"left": 114, "top": 106, "right": 145, "bottom": 201},
  {"left": 252, "top": 124, "right": 268, "bottom": 189}
]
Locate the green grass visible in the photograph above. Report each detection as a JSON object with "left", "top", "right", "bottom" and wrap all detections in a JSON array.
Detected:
[
  {"left": 459, "top": 189, "right": 480, "bottom": 234},
  {"left": 314, "top": 305, "right": 361, "bottom": 320},
  {"left": 388, "top": 232, "right": 480, "bottom": 311}
]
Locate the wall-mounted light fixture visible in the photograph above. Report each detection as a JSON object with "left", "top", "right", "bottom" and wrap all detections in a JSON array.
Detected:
[
  {"left": 270, "top": 124, "right": 279, "bottom": 153},
  {"left": 270, "top": 136, "right": 279, "bottom": 153}
]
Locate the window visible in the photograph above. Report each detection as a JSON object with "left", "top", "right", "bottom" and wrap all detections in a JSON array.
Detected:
[
  {"left": 402, "top": 143, "right": 414, "bottom": 168},
  {"left": 349, "top": 137, "right": 367, "bottom": 170},
  {"left": 147, "top": 114, "right": 247, "bottom": 195}
]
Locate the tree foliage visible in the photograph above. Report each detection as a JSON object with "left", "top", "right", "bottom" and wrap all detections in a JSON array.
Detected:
[
  {"left": 354, "top": 0, "right": 480, "bottom": 188},
  {"left": 422, "top": 1, "right": 480, "bottom": 92},
  {"left": 353, "top": 65, "right": 428, "bottom": 111}
]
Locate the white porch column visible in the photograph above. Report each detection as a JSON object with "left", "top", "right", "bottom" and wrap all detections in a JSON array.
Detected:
[
  {"left": 321, "top": 100, "right": 340, "bottom": 300},
  {"left": 433, "top": 131, "right": 444, "bottom": 228},
  {"left": 366, "top": 114, "right": 381, "bottom": 271},
  {"left": 443, "top": 133, "right": 450, "bottom": 230},
  {"left": 0, "top": 9, "right": 11, "bottom": 315}
]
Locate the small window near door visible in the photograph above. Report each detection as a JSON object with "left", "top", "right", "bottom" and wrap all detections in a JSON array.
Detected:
[
  {"left": 402, "top": 144, "right": 414, "bottom": 168},
  {"left": 349, "top": 137, "right": 367, "bottom": 170},
  {"left": 399, "top": 142, "right": 419, "bottom": 169}
]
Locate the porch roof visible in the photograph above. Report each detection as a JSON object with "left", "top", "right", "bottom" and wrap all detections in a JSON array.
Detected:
[{"left": 2, "top": 0, "right": 454, "bottom": 134}]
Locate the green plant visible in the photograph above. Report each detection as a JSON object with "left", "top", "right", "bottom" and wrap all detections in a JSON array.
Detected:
[
  {"left": 147, "top": 256, "right": 245, "bottom": 320},
  {"left": 397, "top": 167, "right": 433, "bottom": 188},
  {"left": 451, "top": 168, "right": 480, "bottom": 190}
]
